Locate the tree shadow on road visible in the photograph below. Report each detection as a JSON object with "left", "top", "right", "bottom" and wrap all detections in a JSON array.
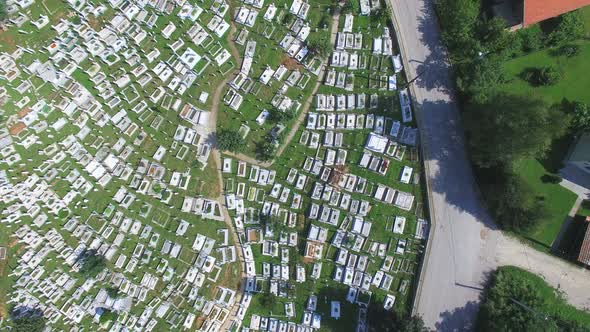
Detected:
[
  {"left": 406, "top": 0, "right": 455, "bottom": 94},
  {"left": 435, "top": 300, "right": 479, "bottom": 332},
  {"left": 414, "top": 98, "right": 498, "bottom": 231}
]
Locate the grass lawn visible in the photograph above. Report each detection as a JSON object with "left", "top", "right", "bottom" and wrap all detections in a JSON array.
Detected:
[
  {"left": 512, "top": 159, "right": 577, "bottom": 248},
  {"left": 501, "top": 40, "right": 590, "bottom": 105}
]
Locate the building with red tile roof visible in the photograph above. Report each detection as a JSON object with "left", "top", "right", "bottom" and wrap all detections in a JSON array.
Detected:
[
  {"left": 493, "top": 0, "right": 590, "bottom": 29},
  {"left": 524, "top": 0, "right": 590, "bottom": 26}
]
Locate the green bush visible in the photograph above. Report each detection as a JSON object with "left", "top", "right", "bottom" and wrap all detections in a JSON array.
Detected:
[
  {"left": 517, "top": 25, "right": 544, "bottom": 53},
  {"left": 557, "top": 44, "right": 580, "bottom": 58},
  {"left": 537, "top": 66, "right": 561, "bottom": 86},
  {"left": 522, "top": 66, "right": 561, "bottom": 86},
  {"left": 547, "top": 10, "right": 585, "bottom": 46}
]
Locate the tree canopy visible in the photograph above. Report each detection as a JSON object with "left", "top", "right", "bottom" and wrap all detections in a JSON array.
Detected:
[
  {"left": 79, "top": 250, "right": 107, "bottom": 278},
  {"left": 436, "top": 0, "right": 480, "bottom": 59},
  {"left": 0, "top": 0, "right": 8, "bottom": 21},
  {"left": 10, "top": 308, "right": 46, "bottom": 332},
  {"left": 216, "top": 129, "right": 245, "bottom": 153},
  {"left": 464, "top": 93, "right": 567, "bottom": 168},
  {"left": 477, "top": 267, "right": 590, "bottom": 331}
]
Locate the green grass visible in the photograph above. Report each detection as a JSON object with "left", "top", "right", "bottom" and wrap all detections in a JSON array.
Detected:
[
  {"left": 513, "top": 158, "right": 577, "bottom": 247},
  {"left": 501, "top": 40, "right": 590, "bottom": 105}
]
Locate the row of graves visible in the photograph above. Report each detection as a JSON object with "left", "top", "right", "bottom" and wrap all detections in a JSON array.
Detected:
[
  {"left": 0, "top": 0, "right": 247, "bottom": 330},
  {"left": 328, "top": 13, "right": 404, "bottom": 93},
  {"left": 217, "top": 5, "right": 430, "bottom": 332},
  {"left": 221, "top": 0, "right": 325, "bottom": 153}
]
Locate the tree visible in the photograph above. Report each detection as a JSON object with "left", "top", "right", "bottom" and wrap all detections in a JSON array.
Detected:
[
  {"left": 478, "top": 17, "right": 517, "bottom": 59},
  {"left": 268, "top": 108, "right": 295, "bottom": 123},
  {"left": 10, "top": 308, "right": 45, "bottom": 332},
  {"left": 256, "top": 140, "right": 276, "bottom": 162},
  {"left": 517, "top": 24, "right": 544, "bottom": 53},
  {"left": 477, "top": 267, "right": 557, "bottom": 331},
  {"left": 216, "top": 129, "right": 245, "bottom": 153},
  {"left": 307, "top": 34, "right": 331, "bottom": 58},
  {"left": 455, "top": 56, "right": 504, "bottom": 103},
  {"left": 536, "top": 66, "right": 561, "bottom": 86},
  {"left": 106, "top": 287, "right": 120, "bottom": 298},
  {"left": 464, "top": 93, "right": 567, "bottom": 168},
  {"left": 436, "top": 0, "right": 480, "bottom": 58},
  {"left": 79, "top": 250, "right": 107, "bottom": 278},
  {"left": 258, "top": 292, "right": 276, "bottom": 309},
  {"left": 0, "top": 0, "right": 8, "bottom": 21},
  {"left": 547, "top": 10, "right": 585, "bottom": 46},
  {"left": 99, "top": 309, "right": 118, "bottom": 324},
  {"left": 341, "top": 0, "right": 359, "bottom": 14},
  {"left": 568, "top": 101, "right": 590, "bottom": 132}
]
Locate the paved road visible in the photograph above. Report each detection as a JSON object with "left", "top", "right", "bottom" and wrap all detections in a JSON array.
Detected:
[
  {"left": 386, "top": 0, "right": 501, "bottom": 329},
  {"left": 386, "top": 0, "right": 590, "bottom": 330}
]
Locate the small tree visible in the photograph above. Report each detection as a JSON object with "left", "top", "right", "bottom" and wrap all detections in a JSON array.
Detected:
[
  {"left": 268, "top": 108, "right": 295, "bottom": 123},
  {"left": 341, "top": 0, "right": 359, "bottom": 14},
  {"left": 307, "top": 34, "right": 331, "bottom": 58},
  {"left": 547, "top": 10, "right": 585, "bottom": 46},
  {"left": 568, "top": 101, "right": 590, "bottom": 131},
  {"left": 11, "top": 308, "right": 45, "bottom": 332},
  {"left": 0, "top": 0, "right": 8, "bottom": 21},
  {"left": 517, "top": 25, "right": 544, "bottom": 53},
  {"left": 79, "top": 250, "right": 107, "bottom": 278},
  {"left": 536, "top": 66, "right": 561, "bottom": 86},
  {"left": 216, "top": 129, "right": 245, "bottom": 153},
  {"left": 256, "top": 140, "right": 276, "bottom": 162}
]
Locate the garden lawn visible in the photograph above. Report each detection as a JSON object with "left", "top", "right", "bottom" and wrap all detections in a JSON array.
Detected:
[
  {"left": 501, "top": 40, "right": 590, "bottom": 105},
  {"left": 513, "top": 158, "right": 577, "bottom": 248}
]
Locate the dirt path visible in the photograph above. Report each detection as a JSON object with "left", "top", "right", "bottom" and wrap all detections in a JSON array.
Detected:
[
  {"left": 273, "top": 9, "right": 341, "bottom": 160},
  {"left": 208, "top": 8, "right": 342, "bottom": 330},
  {"left": 206, "top": 19, "right": 247, "bottom": 331}
]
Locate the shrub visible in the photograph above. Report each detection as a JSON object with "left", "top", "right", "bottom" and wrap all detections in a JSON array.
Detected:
[
  {"left": 256, "top": 140, "right": 276, "bottom": 162},
  {"left": 567, "top": 100, "right": 590, "bottom": 131},
  {"left": 557, "top": 44, "right": 580, "bottom": 58},
  {"left": 517, "top": 25, "right": 543, "bottom": 53},
  {"left": 536, "top": 66, "right": 561, "bottom": 85},
  {"left": 522, "top": 66, "right": 561, "bottom": 86},
  {"left": 547, "top": 10, "right": 585, "bottom": 46}
]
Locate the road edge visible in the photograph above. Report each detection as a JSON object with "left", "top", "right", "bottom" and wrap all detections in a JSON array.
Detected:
[{"left": 385, "top": 0, "right": 438, "bottom": 318}]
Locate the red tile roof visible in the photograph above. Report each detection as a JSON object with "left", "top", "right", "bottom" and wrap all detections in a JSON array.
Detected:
[{"left": 524, "top": 0, "right": 590, "bottom": 26}]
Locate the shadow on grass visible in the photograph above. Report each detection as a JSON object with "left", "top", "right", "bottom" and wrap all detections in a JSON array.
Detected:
[
  {"left": 555, "top": 215, "right": 588, "bottom": 261},
  {"left": 537, "top": 133, "right": 575, "bottom": 173}
]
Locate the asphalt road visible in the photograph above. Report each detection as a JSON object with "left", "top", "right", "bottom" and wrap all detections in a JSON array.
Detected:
[{"left": 385, "top": 0, "right": 500, "bottom": 329}]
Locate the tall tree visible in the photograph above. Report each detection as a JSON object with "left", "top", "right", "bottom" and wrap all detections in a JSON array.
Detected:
[
  {"left": 436, "top": 0, "right": 481, "bottom": 58},
  {"left": 464, "top": 93, "right": 568, "bottom": 168}
]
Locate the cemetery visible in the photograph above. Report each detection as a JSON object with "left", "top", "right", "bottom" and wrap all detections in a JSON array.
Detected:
[{"left": 0, "top": 0, "right": 429, "bottom": 330}]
